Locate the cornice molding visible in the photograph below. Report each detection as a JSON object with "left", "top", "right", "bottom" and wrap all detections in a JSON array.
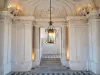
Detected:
[
  {"left": 66, "top": 16, "right": 87, "bottom": 21},
  {"left": 13, "top": 16, "right": 35, "bottom": 25},
  {"left": 13, "top": 16, "right": 35, "bottom": 21},
  {"left": 66, "top": 16, "right": 88, "bottom": 24},
  {"left": 33, "top": 18, "right": 68, "bottom": 27},
  {"left": 33, "top": 23, "right": 66, "bottom": 28},
  {"left": 35, "top": 18, "right": 66, "bottom": 23}
]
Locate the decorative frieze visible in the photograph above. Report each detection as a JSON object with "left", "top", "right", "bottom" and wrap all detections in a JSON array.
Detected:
[
  {"left": 87, "top": 10, "right": 100, "bottom": 20},
  {"left": 67, "top": 16, "right": 88, "bottom": 26},
  {"left": 13, "top": 16, "right": 35, "bottom": 25}
]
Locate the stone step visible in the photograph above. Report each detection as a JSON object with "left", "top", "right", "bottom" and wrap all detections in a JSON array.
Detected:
[
  {"left": 42, "top": 54, "right": 60, "bottom": 59},
  {"left": 41, "top": 61, "right": 61, "bottom": 63},
  {"left": 40, "top": 58, "right": 61, "bottom": 64},
  {"left": 41, "top": 58, "right": 61, "bottom": 61}
]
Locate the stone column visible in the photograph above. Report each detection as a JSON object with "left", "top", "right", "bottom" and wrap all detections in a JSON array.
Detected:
[
  {"left": 0, "top": 11, "right": 13, "bottom": 75},
  {"left": 88, "top": 11, "right": 100, "bottom": 74},
  {"left": 11, "top": 16, "right": 34, "bottom": 71},
  {"left": 32, "top": 25, "right": 40, "bottom": 67},
  {"left": 61, "top": 25, "right": 67, "bottom": 67}
]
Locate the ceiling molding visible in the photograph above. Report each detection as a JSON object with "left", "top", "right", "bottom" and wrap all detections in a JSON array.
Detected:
[{"left": 7, "top": 0, "right": 99, "bottom": 18}]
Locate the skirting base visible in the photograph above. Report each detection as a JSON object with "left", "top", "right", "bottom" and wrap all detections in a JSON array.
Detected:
[
  {"left": 32, "top": 60, "right": 40, "bottom": 68},
  {"left": 69, "top": 61, "right": 87, "bottom": 70},
  {"left": 0, "top": 66, "right": 4, "bottom": 75},
  {"left": 0, "top": 63, "right": 11, "bottom": 75},
  {"left": 11, "top": 61, "right": 32, "bottom": 71},
  {"left": 4, "top": 63, "right": 11, "bottom": 75},
  {"left": 90, "top": 61, "right": 100, "bottom": 74}
]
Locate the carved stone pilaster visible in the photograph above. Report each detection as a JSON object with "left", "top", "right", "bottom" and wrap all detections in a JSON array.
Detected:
[
  {"left": 0, "top": 11, "right": 13, "bottom": 75},
  {"left": 88, "top": 10, "right": 100, "bottom": 74},
  {"left": 11, "top": 16, "right": 35, "bottom": 71}
]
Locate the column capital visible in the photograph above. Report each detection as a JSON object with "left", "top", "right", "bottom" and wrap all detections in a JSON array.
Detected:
[
  {"left": 0, "top": 11, "right": 13, "bottom": 20},
  {"left": 87, "top": 10, "right": 100, "bottom": 20},
  {"left": 33, "top": 25, "right": 41, "bottom": 28}
]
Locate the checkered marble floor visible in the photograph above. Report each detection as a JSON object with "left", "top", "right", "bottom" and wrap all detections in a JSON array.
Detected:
[
  {"left": 8, "top": 71, "right": 94, "bottom": 75},
  {"left": 7, "top": 58, "right": 95, "bottom": 75}
]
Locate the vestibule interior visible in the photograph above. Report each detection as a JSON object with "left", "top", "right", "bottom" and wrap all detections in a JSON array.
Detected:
[{"left": 1, "top": 0, "right": 100, "bottom": 75}]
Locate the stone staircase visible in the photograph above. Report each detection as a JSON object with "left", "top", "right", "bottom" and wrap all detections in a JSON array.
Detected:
[
  {"left": 40, "top": 58, "right": 61, "bottom": 66},
  {"left": 41, "top": 54, "right": 60, "bottom": 59},
  {"left": 32, "top": 58, "right": 68, "bottom": 73},
  {"left": 8, "top": 58, "right": 95, "bottom": 75}
]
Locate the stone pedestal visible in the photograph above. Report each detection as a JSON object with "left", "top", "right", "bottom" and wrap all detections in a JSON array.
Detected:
[
  {"left": 88, "top": 11, "right": 100, "bottom": 74},
  {"left": 11, "top": 16, "right": 34, "bottom": 71},
  {"left": 0, "top": 11, "right": 13, "bottom": 75}
]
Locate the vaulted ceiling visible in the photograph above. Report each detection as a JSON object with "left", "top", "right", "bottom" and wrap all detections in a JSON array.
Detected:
[{"left": 1, "top": 0, "right": 100, "bottom": 18}]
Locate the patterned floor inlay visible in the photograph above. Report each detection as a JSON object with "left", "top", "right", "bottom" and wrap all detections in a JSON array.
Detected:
[{"left": 8, "top": 71, "right": 94, "bottom": 75}]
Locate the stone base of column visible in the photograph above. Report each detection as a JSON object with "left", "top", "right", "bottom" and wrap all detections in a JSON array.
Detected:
[
  {"left": 0, "top": 64, "right": 10, "bottom": 75},
  {"left": 4, "top": 63, "right": 11, "bottom": 75},
  {"left": 32, "top": 60, "right": 40, "bottom": 68},
  {"left": 0, "top": 65, "right": 4, "bottom": 75},
  {"left": 11, "top": 61, "right": 32, "bottom": 71},
  {"left": 90, "top": 61, "right": 100, "bottom": 74},
  {"left": 61, "top": 59, "right": 69, "bottom": 67},
  {"left": 69, "top": 61, "right": 87, "bottom": 70}
]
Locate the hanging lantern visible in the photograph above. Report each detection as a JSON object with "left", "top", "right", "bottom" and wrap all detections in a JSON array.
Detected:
[
  {"left": 46, "top": 0, "right": 56, "bottom": 44},
  {"left": 47, "top": 24, "right": 56, "bottom": 43}
]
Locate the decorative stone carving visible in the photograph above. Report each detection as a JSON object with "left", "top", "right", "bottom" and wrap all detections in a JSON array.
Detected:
[
  {"left": 13, "top": 16, "right": 35, "bottom": 25},
  {"left": 8, "top": 4, "right": 23, "bottom": 16},
  {"left": 0, "top": 11, "right": 13, "bottom": 20},
  {"left": 87, "top": 10, "right": 100, "bottom": 20},
  {"left": 10, "top": 0, "right": 78, "bottom": 18}
]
